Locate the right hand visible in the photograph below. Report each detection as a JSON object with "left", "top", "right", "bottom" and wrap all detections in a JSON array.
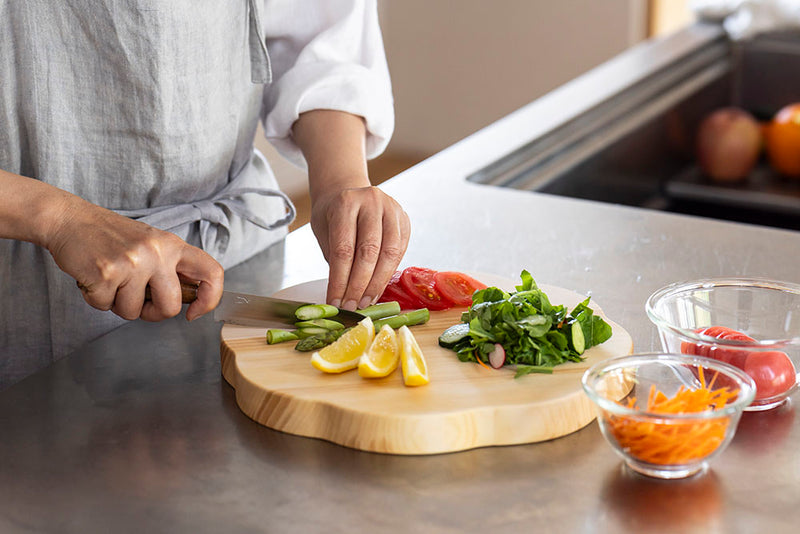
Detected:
[{"left": 46, "top": 196, "right": 224, "bottom": 322}]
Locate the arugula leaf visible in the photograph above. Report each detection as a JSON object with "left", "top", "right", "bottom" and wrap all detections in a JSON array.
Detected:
[{"left": 442, "top": 271, "right": 613, "bottom": 377}]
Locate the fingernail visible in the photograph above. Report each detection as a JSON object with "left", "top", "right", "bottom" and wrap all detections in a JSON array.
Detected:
[
  {"left": 342, "top": 299, "right": 357, "bottom": 311},
  {"left": 331, "top": 298, "right": 342, "bottom": 308},
  {"left": 358, "top": 296, "right": 373, "bottom": 309}
]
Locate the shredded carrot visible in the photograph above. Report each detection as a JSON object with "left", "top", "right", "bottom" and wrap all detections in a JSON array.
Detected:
[
  {"left": 606, "top": 368, "right": 739, "bottom": 466},
  {"left": 475, "top": 355, "right": 492, "bottom": 371}
]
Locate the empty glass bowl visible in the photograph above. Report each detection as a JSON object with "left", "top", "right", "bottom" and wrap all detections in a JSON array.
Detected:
[
  {"left": 646, "top": 278, "right": 800, "bottom": 410},
  {"left": 582, "top": 354, "right": 756, "bottom": 479}
]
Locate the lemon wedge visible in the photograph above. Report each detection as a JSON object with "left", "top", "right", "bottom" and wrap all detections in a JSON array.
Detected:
[
  {"left": 311, "top": 316, "right": 374, "bottom": 373},
  {"left": 358, "top": 324, "right": 400, "bottom": 378},
  {"left": 398, "top": 325, "right": 429, "bottom": 386}
]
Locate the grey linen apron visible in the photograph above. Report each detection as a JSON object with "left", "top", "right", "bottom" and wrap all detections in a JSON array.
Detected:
[{"left": 0, "top": 0, "right": 295, "bottom": 389}]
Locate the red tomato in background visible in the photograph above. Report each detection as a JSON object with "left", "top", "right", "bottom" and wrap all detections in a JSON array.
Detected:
[
  {"left": 745, "top": 351, "right": 797, "bottom": 401},
  {"left": 680, "top": 326, "right": 797, "bottom": 400},
  {"left": 377, "top": 271, "right": 422, "bottom": 310},
  {"left": 399, "top": 267, "right": 453, "bottom": 311},
  {"left": 433, "top": 271, "right": 487, "bottom": 307}
]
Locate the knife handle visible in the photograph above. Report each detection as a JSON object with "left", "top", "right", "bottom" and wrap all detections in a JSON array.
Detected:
[{"left": 144, "top": 281, "right": 199, "bottom": 303}]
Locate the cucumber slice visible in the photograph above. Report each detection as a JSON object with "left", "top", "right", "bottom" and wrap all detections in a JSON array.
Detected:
[
  {"left": 569, "top": 320, "right": 586, "bottom": 355},
  {"left": 439, "top": 323, "right": 470, "bottom": 349}
]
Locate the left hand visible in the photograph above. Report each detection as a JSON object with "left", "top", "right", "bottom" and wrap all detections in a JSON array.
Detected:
[{"left": 310, "top": 184, "right": 410, "bottom": 310}]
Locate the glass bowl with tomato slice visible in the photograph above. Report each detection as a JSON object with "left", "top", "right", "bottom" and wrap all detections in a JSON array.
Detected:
[
  {"left": 582, "top": 353, "right": 756, "bottom": 480},
  {"left": 646, "top": 278, "right": 800, "bottom": 411}
]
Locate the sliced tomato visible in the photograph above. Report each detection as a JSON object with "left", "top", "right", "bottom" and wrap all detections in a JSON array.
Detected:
[
  {"left": 399, "top": 267, "right": 453, "bottom": 311},
  {"left": 682, "top": 326, "right": 751, "bottom": 363},
  {"left": 377, "top": 271, "right": 422, "bottom": 310},
  {"left": 433, "top": 271, "right": 487, "bottom": 307},
  {"left": 681, "top": 326, "right": 796, "bottom": 400}
]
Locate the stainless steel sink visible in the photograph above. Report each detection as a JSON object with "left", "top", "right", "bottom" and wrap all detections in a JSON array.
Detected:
[{"left": 467, "top": 23, "right": 800, "bottom": 230}]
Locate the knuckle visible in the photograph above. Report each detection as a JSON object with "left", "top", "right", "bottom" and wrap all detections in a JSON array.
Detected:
[
  {"left": 331, "top": 243, "right": 356, "bottom": 262},
  {"left": 113, "top": 304, "right": 139, "bottom": 321},
  {"left": 89, "top": 299, "right": 114, "bottom": 312},
  {"left": 380, "top": 245, "right": 405, "bottom": 263},
  {"left": 210, "top": 261, "right": 224, "bottom": 284},
  {"left": 357, "top": 242, "right": 381, "bottom": 262},
  {"left": 160, "top": 298, "right": 183, "bottom": 319},
  {"left": 94, "top": 258, "right": 119, "bottom": 282}
]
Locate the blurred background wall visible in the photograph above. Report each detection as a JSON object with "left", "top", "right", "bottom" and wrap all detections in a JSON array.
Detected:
[{"left": 256, "top": 0, "right": 694, "bottom": 229}]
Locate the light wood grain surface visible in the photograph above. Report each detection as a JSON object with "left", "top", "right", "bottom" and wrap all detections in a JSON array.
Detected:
[{"left": 221, "top": 274, "right": 633, "bottom": 454}]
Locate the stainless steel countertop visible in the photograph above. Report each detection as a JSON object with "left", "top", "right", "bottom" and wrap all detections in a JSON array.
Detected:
[{"left": 3, "top": 24, "right": 800, "bottom": 534}]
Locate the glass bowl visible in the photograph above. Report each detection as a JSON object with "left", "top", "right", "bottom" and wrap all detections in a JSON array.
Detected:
[
  {"left": 582, "top": 353, "right": 756, "bottom": 479},
  {"left": 646, "top": 278, "right": 800, "bottom": 410}
]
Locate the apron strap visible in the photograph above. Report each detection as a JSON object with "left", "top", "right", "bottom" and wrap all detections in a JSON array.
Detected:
[
  {"left": 247, "top": 0, "right": 272, "bottom": 84},
  {"left": 114, "top": 182, "right": 296, "bottom": 259}
]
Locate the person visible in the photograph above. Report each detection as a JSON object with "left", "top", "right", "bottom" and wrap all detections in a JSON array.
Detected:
[{"left": 0, "top": 1, "right": 410, "bottom": 389}]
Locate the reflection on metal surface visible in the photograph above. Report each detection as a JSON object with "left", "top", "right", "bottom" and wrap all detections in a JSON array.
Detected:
[{"left": 596, "top": 464, "right": 723, "bottom": 532}]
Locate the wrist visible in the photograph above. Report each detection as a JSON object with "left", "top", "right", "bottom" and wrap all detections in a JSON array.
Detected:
[
  {"left": 37, "top": 189, "right": 82, "bottom": 252},
  {"left": 308, "top": 170, "right": 371, "bottom": 203},
  {"left": 0, "top": 169, "right": 78, "bottom": 249}
]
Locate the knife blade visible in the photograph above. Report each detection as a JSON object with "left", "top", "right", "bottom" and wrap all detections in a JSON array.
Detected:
[{"left": 146, "top": 282, "right": 366, "bottom": 328}]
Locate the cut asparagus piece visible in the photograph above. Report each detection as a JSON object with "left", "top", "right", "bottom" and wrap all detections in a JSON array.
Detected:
[
  {"left": 372, "top": 308, "right": 430, "bottom": 331},
  {"left": 266, "top": 329, "right": 300, "bottom": 345},
  {"left": 358, "top": 301, "right": 402, "bottom": 320},
  {"left": 296, "top": 326, "right": 332, "bottom": 338},
  {"left": 295, "top": 331, "right": 342, "bottom": 352},
  {"left": 294, "top": 318, "right": 345, "bottom": 331},
  {"left": 295, "top": 304, "right": 339, "bottom": 321}
]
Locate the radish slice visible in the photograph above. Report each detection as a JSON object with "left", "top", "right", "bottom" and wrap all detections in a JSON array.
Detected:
[{"left": 488, "top": 343, "right": 506, "bottom": 369}]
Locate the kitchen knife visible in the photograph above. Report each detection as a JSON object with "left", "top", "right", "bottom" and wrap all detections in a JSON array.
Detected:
[{"left": 146, "top": 282, "right": 367, "bottom": 328}]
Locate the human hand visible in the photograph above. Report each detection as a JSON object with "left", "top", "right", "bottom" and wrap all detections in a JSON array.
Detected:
[
  {"left": 46, "top": 196, "right": 224, "bottom": 322},
  {"left": 310, "top": 185, "right": 410, "bottom": 311}
]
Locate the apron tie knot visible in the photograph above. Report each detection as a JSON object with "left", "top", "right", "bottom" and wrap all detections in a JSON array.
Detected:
[{"left": 114, "top": 162, "right": 296, "bottom": 260}]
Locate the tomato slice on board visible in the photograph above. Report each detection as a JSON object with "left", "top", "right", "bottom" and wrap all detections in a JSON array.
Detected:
[
  {"left": 399, "top": 267, "right": 453, "bottom": 311},
  {"left": 433, "top": 271, "right": 487, "bottom": 307},
  {"left": 378, "top": 271, "right": 422, "bottom": 310}
]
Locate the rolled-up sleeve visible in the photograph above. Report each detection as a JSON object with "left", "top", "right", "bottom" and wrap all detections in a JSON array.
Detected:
[{"left": 260, "top": 0, "right": 394, "bottom": 167}]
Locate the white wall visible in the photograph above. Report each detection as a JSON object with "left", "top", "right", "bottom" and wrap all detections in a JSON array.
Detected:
[{"left": 257, "top": 1, "right": 648, "bottom": 196}]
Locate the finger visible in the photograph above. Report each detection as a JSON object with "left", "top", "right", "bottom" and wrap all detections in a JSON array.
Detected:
[
  {"left": 76, "top": 278, "right": 119, "bottom": 313},
  {"left": 360, "top": 208, "right": 410, "bottom": 305},
  {"left": 139, "top": 272, "right": 183, "bottom": 322},
  {"left": 339, "top": 202, "right": 384, "bottom": 311},
  {"left": 111, "top": 276, "right": 150, "bottom": 321},
  {"left": 176, "top": 245, "right": 224, "bottom": 321},
  {"left": 324, "top": 199, "right": 359, "bottom": 308}
]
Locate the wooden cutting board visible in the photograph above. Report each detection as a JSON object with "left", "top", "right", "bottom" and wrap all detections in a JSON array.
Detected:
[{"left": 220, "top": 274, "right": 633, "bottom": 455}]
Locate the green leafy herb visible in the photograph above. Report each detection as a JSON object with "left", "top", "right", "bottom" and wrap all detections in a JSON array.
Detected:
[{"left": 442, "top": 270, "right": 612, "bottom": 376}]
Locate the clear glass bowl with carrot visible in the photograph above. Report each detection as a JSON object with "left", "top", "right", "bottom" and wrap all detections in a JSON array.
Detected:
[
  {"left": 646, "top": 278, "right": 800, "bottom": 411},
  {"left": 582, "top": 354, "right": 756, "bottom": 480}
]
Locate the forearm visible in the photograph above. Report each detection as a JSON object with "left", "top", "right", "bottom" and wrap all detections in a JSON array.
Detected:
[
  {"left": 289, "top": 109, "right": 409, "bottom": 310},
  {"left": 0, "top": 168, "right": 74, "bottom": 248},
  {"left": 292, "top": 109, "right": 371, "bottom": 199},
  {"left": 1, "top": 167, "right": 224, "bottom": 322}
]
